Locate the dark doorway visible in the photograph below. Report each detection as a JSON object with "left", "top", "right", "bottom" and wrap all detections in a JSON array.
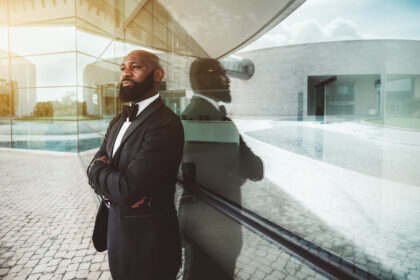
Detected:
[{"left": 307, "top": 76, "right": 337, "bottom": 117}]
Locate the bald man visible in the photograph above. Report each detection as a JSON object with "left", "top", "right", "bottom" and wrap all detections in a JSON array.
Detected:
[{"left": 87, "top": 50, "right": 184, "bottom": 280}]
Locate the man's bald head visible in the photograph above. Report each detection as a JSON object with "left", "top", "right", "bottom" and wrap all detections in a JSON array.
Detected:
[{"left": 125, "top": 50, "right": 161, "bottom": 70}]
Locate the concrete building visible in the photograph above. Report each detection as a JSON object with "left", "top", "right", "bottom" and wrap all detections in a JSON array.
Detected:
[{"left": 228, "top": 40, "right": 420, "bottom": 120}]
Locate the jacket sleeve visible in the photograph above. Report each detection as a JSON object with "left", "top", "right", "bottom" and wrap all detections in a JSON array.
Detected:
[
  {"left": 238, "top": 135, "right": 264, "bottom": 181},
  {"left": 88, "top": 120, "right": 184, "bottom": 206},
  {"left": 87, "top": 114, "right": 121, "bottom": 189}
]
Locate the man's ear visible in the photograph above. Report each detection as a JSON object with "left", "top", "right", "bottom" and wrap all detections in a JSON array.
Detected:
[{"left": 154, "top": 68, "right": 165, "bottom": 82}]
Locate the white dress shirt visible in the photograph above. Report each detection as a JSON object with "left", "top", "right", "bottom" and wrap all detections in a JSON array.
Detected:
[{"left": 112, "top": 93, "right": 160, "bottom": 158}]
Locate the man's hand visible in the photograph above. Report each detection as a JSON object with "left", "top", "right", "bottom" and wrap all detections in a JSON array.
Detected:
[
  {"left": 94, "top": 155, "right": 110, "bottom": 165},
  {"left": 131, "top": 196, "right": 147, "bottom": 208}
]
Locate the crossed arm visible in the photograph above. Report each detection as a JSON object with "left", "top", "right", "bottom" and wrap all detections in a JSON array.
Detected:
[{"left": 87, "top": 122, "right": 183, "bottom": 207}]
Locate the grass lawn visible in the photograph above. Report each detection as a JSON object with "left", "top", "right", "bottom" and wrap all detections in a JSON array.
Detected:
[{"left": 366, "top": 118, "right": 420, "bottom": 131}]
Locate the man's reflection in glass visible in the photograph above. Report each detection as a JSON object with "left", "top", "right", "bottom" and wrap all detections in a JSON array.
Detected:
[{"left": 179, "top": 58, "right": 263, "bottom": 279}]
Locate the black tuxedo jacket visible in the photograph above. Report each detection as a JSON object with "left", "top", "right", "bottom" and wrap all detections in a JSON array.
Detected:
[{"left": 87, "top": 96, "right": 184, "bottom": 280}]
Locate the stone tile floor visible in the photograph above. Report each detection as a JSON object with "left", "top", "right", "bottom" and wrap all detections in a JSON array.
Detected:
[{"left": 0, "top": 149, "right": 184, "bottom": 280}]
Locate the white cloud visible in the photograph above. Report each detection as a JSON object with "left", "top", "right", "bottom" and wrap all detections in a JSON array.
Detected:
[
  {"left": 288, "top": 18, "right": 327, "bottom": 43},
  {"left": 241, "top": 17, "right": 365, "bottom": 52},
  {"left": 325, "top": 18, "right": 361, "bottom": 40}
]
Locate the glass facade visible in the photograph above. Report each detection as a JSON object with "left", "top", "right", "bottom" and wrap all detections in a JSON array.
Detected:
[{"left": 1, "top": 0, "right": 420, "bottom": 280}]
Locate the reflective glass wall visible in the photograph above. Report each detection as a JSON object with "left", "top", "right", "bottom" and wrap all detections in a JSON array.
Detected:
[
  {"left": 0, "top": 0, "right": 205, "bottom": 153},
  {"left": 1, "top": 1, "right": 327, "bottom": 279},
  {"left": 2, "top": 0, "right": 420, "bottom": 280}
]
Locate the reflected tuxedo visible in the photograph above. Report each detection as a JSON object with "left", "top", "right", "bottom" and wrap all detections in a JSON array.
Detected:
[
  {"left": 179, "top": 96, "right": 263, "bottom": 279},
  {"left": 88, "top": 96, "right": 184, "bottom": 280}
]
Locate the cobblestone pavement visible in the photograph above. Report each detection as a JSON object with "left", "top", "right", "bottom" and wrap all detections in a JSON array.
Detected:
[{"left": 0, "top": 149, "right": 113, "bottom": 279}]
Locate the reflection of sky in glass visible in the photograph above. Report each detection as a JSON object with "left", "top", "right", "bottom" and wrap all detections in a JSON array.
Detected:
[
  {"left": 9, "top": 26, "right": 76, "bottom": 56},
  {"left": 36, "top": 87, "right": 76, "bottom": 102},
  {"left": 20, "top": 53, "right": 76, "bottom": 87},
  {"left": 0, "top": 27, "right": 7, "bottom": 55},
  {"left": 242, "top": 0, "right": 420, "bottom": 52},
  {"left": 76, "top": 30, "right": 112, "bottom": 58},
  {"left": 1, "top": 25, "right": 164, "bottom": 96}
]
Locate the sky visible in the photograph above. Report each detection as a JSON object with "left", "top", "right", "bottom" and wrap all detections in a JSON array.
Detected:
[{"left": 240, "top": 0, "right": 420, "bottom": 52}]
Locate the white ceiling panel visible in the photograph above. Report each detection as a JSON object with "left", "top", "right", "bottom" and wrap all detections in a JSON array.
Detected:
[{"left": 158, "top": 0, "right": 306, "bottom": 58}]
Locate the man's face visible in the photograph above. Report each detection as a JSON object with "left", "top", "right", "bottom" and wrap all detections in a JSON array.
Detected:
[
  {"left": 119, "top": 52, "right": 156, "bottom": 102},
  {"left": 202, "top": 63, "right": 231, "bottom": 103}
]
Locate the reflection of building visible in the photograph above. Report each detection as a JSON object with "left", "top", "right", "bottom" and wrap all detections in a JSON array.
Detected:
[
  {"left": 0, "top": 51, "right": 37, "bottom": 117},
  {"left": 160, "top": 89, "right": 186, "bottom": 115},
  {"left": 231, "top": 40, "right": 420, "bottom": 119},
  {"left": 83, "top": 59, "right": 121, "bottom": 117},
  {"left": 0, "top": 79, "right": 16, "bottom": 116}
]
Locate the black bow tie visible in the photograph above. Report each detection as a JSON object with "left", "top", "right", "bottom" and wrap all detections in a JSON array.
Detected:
[{"left": 122, "top": 104, "right": 139, "bottom": 122}]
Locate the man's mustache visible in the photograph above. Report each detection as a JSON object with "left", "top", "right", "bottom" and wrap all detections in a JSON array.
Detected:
[{"left": 122, "top": 78, "right": 134, "bottom": 83}]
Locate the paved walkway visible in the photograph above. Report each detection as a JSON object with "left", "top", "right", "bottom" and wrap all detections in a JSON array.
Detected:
[{"left": 0, "top": 149, "right": 114, "bottom": 279}]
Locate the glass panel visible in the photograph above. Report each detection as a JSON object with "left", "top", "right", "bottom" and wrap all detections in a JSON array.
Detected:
[
  {"left": 124, "top": 0, "right": 144, "bottom": 19},
  {"left": 0, "top": 57, "right": 9, "bottom": 81},
  {"left": 9, "top": 24, "right": 76, "bottom": 56},
  {"left": 11, "top": 53, "right": 76, "bottom": 88},
  {"left": 131, "top": 7, "right": 152, "bottom": 34},
  {"left": 12, "top": 87, "right": 78, "bottom": 152},
  {"left": 78, "top": 54, "right": 120, "bottom": 88},
  {"left": 311, "top": 75, "right": 381, "bottom": 123},
  {"left": 0, "top": 78, "right": 12, "bottom": 148},
  {"left": 0, "top": 27, "right": 8, "bottom": 57},
  {"left": 123, "top": 0, "right": 208, "bottom": 57},
  {"left": 0, "top": 0, "right": 7, "bottom": 57},
  {"left": 76, "top": 0, "right": 123, "bottom": 38},
  {"left": 77, "top": 87, "right": 109, "bottom": 154},
  {"left": 384, "top": 74, "right": 420, "bottom": 131},
  {"left": 0, "top": 1, "right": 7, "bottom": 25},
  {"left": 7, "top": 0, "right": 75, "bottom": 25},
  {"left": 180, "top": 46, "right": 420, "bottom": 280},
  {"left": 76, "top": 28, "right": 112, "bottom": 58},
  {"left": 125, "top": 19, "right": 153, "bottom": 49},
  {"left": 178, "top": 187, "right": 328, "bottom": 280},
  {"left": 100, "top": 39, "right": 126, "bottom": 61}
]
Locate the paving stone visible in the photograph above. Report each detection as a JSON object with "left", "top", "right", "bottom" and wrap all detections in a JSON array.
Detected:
[
  {"left": 98, "top": 270, "right": 112, "bottom": 280},
  {"left": 24, "top": 259, "right": 39, "bottom": 268},
  {"left": 0, "top": 152, "right": 128, "bottom": 280},
  {"left": 90, "top": 262, "right": 101, "bottom": 272},
  {"left": 27, "top": 273, "right": 42, "bottom": 280},
  {"left": 76, "top": 269, "right": 89, "bottom": 278},
  {"left": 79, "top": 261, "right": 91, "bottom": 270},
  {"left": 66, "top": 263, "right": 79, "bottom": 272},
  {"left": 55, "top": 266, "right": 67, "bottom": 274},
  {"left": 87, "top": 271, "right": 102, "bottom": 279},
  {"left": 62, "top": 271, "right": 76, "bottom": 280},
  {"left": 92, "top": 254, "right": 105, "bottom": 263},
  {"left": 0, "top": 268, "right": 10, "bottom": 276},
  {"left": 100, "top": 261, "right": 110, "bottom": 271}
]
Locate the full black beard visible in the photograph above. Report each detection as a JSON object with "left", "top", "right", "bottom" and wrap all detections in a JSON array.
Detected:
[{"left": 119, "top": 70, "right": 155, "bottom": 103}]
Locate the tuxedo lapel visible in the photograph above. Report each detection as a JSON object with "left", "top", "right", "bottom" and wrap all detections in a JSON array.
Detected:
[
  {"left": 112, "top": 97, "right": 164, "bottom": 159},
  {"left": 106, "top": 116, "right": 124, "bottom": 158}
]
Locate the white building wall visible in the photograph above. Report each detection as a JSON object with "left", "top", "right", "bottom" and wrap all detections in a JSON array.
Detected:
[{"left": 228, "top": 40, "right": 420, "bottom": 117}]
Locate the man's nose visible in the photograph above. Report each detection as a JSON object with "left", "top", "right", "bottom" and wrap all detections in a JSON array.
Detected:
[{"left": 122, "top": 69, "right": 132, "bottom": 79}]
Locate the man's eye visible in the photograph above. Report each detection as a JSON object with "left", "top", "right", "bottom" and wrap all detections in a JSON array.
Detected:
[{"left": 120, "top": 68, "right": 125, "bottom": 71}]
